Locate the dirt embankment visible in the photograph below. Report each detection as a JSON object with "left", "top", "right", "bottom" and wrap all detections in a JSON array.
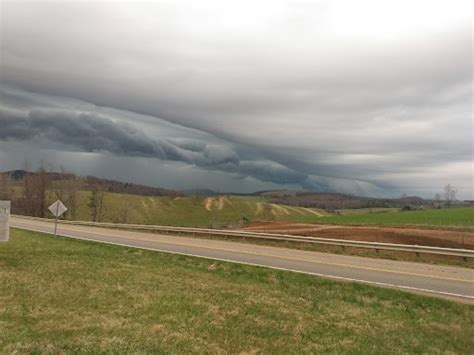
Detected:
[{"left": 243, "top": 221, "right": 474, "bottom": 249}]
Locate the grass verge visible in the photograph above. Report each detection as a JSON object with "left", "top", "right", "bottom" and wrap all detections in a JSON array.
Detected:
[{"left": 1, "top": 229, "right": 473, "bottom": 353}]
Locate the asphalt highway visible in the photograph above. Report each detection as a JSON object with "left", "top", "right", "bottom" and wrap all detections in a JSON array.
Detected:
[{"left": 9, "top": 216, "right": 474, "bottom": 302}]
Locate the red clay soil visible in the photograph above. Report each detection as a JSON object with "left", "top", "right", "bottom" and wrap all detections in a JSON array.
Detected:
[{"left": 243, "top": 221, "right": 474, "bottom": 250}]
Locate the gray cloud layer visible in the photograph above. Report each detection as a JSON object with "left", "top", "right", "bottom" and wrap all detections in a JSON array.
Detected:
[
  {"left": 0, "top": 1, "right": 472, "bottom": 197},
  {"left": 0, "top": 86, "right": 387, "bottom": 195},
  {"left": 1, "top": 108, "right": 239, "bottom": 167}
]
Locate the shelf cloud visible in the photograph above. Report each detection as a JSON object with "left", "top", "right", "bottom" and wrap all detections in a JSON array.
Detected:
[{"left": 0, "top": 1, "right": 472, "bottom": 197}]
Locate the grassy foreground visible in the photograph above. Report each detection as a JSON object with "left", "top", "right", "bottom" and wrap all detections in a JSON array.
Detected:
[
  {"left": 1, "top": 230, "right": 473, "bottom": 353},
  {"left": 293, "top": 207, "right": 474, "bottom": 229}
]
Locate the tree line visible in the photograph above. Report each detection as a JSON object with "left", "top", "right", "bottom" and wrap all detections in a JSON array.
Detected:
[
  {"left": 0, "top": 165, "right": 82, "bottom": 220},
  {"left": 0, "top": 165, "right": 182, "bottom": 222},
  {"left": 263, "top": 186, "right": 461, "bottom": 211}
]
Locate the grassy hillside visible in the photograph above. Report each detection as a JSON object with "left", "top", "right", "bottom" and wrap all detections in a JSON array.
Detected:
[
  {"left": 72, "top": 191, "right": 325, "bottom": 227},
  {"left": 1, "top": 229, "right": 473, "bottom": 353},
  {"left": 292, "top": 207, "right": 474, "bottom": 228}
]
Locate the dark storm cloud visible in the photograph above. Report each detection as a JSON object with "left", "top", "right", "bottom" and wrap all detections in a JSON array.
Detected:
[
  {"left": 0, "top": 1, "right": 472, "bottom": 197},
  {"left": 0, "top": 88, "right": 318, "bottom": 187},
  {"left": 0, "top": 105, "right": 248, "bottom": 177},
  {"left": 1, "top": 109, "right": 156, "bottom": 157},
  {"left": 0, "top": 85, "right": 391, "bottom": 196}
]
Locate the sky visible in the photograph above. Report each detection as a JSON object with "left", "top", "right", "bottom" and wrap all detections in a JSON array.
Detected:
[{"left": 0, "top": 0, "right": 472, "bottom": 198}]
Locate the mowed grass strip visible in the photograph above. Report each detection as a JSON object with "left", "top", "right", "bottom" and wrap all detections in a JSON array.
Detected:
[
  {"left": 293, "top": 207, "right": 474, "bottom": 229},
  {"left": 1, "top": 229, "right": 473, "bottom": 353}
]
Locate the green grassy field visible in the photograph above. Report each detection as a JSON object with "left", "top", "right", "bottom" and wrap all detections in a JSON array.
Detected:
[
  {"left": 335, "top": 207, "right": 400, "bottom": 215},
  {"left": 1, "top": 229, "right": 473, "bottom": 353},
  {"left": 70, "top": 191, "right": 324, "bottom": 227},
  {"left": 292, "top": 207, "right": 474, "bottom": 229}
]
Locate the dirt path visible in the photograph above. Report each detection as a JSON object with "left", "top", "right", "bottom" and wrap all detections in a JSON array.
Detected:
[
  {"left": 284, "top": 206, "right": 306, "bottom": 215},
  {"left": 270, "top": 204, "right": 290, "bottom": 216},
  {"left": 300, "top": 207, "right": 324, "bottom": 216},
  {"left": 218, "top": 197, "right": 231, "bottom": 210},
  {"left": 204, "top": 198, "right": 214, "bottom": 211}
]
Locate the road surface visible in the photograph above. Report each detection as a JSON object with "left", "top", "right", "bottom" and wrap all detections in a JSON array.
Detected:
[{"left": 9, "top": 216, "right": 474, "bottom": 302}]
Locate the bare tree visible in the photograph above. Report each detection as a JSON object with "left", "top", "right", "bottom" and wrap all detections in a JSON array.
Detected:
[
  {"left": 65, "top": 175, "right": 80, "bottom": 220},
  {"left": 433, "top": 193, "right": 442, "bottom": 208},
  {"left": 20, "top": 177, "right": 34, "bottom": 215},
  {"left": 54, "top": 166, "right": 67, "bottom": 203},
  {"left": 443, "top": 184, "right": 457, "bottom": 206},
  {"left": 23, "top": 169, "right": 40, "bottom": 216},
  {"left": 54, "top": 168, "right": 80, "bottom": 220},
  {"left": 0, "top": 173, "right": 13, "bottom": 200},
  {"left": 89, "top": 186, "right": 105, "bottom": 222},
  {"left": 17, "top": 161, "right": 52, "bottom": 217},
  {"left": 36, "top": 162, "right": 52, "bottom": 218}
]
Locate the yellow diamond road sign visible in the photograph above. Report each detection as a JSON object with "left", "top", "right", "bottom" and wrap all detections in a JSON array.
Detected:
[{"left": 48, "top": 200, "right": 67, "bottom": 217}]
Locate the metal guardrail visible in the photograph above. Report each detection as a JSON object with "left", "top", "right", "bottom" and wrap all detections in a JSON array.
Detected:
[{"left": 11, "top": 215, "right": 474, "bottom": 259}]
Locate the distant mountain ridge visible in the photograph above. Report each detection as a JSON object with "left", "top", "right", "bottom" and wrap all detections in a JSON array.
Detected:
[
  {"left": 181, "top": 189, "right": 219, "bottom": 196},
  {"left": 1, "top": 170, "right": 425, "bottom": 209},
  {"left": 259, "top": 190, "right": 427, "bottom": 210},
  {"left": 1, "top": 170, "right": 183, "bottom": 197}
]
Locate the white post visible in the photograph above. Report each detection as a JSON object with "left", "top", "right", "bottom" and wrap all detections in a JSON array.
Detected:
[{"left": 0, "top": 201, "right": 10, "bottom": 242}]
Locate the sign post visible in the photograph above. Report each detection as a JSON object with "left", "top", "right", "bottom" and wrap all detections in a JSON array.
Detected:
[
  {"left": 48, "top": 200, "right": 67, "bottom": 236},
  {"left": 0, "top": 201, "right": 10, "bottom": 242}
]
